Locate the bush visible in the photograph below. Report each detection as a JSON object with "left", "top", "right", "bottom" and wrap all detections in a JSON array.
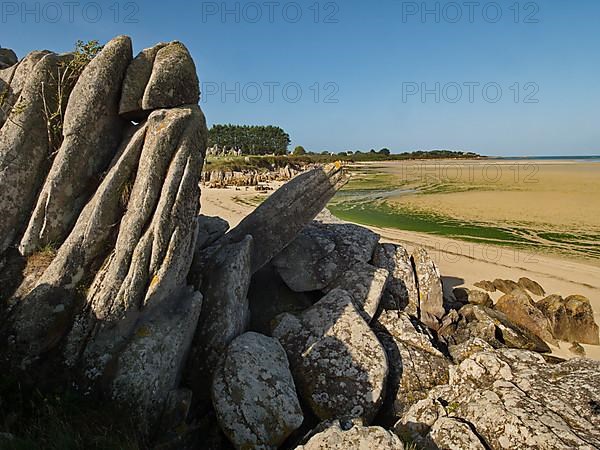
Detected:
[{"left": 293, "top": 145, "right": 306, "bottom": 156}]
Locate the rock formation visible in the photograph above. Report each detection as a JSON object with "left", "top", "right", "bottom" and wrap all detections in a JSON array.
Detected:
[{"left": 1, "top": 36, "right": 599, "bottom": 450}]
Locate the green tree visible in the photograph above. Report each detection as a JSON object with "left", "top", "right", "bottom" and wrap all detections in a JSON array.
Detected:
[
  {"left": 379, "top": 148, "right": 391, "bottom": 156},
  {"left": 293, "top": 145, "right": 306, "bottom": 155}
]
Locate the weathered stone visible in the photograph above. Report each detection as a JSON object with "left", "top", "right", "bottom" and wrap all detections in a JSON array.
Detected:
[
  {"left": 118, "top": 42, "right": 167, "bottom": 119},
  {"left": 110, "top": 288, "right": 202, "bottom": 429},
  {"left": 0, "top": 48, "right": 17, "bottom": 69},
  {"left": 187, "top": 215, "right": 230, "bottom": 289},
  {"left": 272, "top": 289, "right": 388, "bottom": 423},
  {"left": 412, "top": 248, "right": 444, "bottom": 330},
  {"left": 0, "top": 53, "right": 69, "bottom": 255},
  {"left": 220, "top": 165, "right": 348, "bottom": 274},
  {"left": 323, "top": 262, "right": 389, "bottom": 323},
  {"left": 273, "top": 223, "right": 379, "bottom": 292},
  {"left": 185, "top": 235, "right": 253, "bottom": 400},
  {"left": 397, "top": 348, "right": 600, "bottom": 449},
  {"left": 569, "top": 342, "right": 586, "bottom": 357},
  {"left": 473, "top": 280, "right": 496, "bottom": 293},
  {"left": 460, "top": 304, "right": 551, "bottom": 353},
  {"left": 493, "top": 278, "right": 521, "bottom": 294},
  {"left": 448, "top": 337, "right": 495, "bottom": 364},
  {"left": 452, "top": 287, "right": 470, "bottom": 303},
  {"left": 467, "top": 290, "right": 493, "bottom": 308},
  {"left": 297, "top": 421, "right": 404, "bottom": 449},
  {"left": 373, "top": 310, "right": 449, "bottom": 425},
  {"left": 5, "top": 125, "right": 145, "bottom": 361},
  {"left": 247, "top": 265, "right": 315, "bottom": 336},
  {"left": 20, "top": 35, "right": 132, "bottom": 256},
  {"left": 66, "top": 105, "right": 207, "bottom": 381},
  {"left": 495, "top": 291, "right": 557, "bottom": 345},
  {"left": 212, "top": 332, "right": 303, "bottom": 450},
  {"left": 536, "top": 294, "right": 600, "bottom": 345},
  {"left": 518, "top": 277, "right": 546, "bottom": 296},
  {"left": 427, "top": 417, "right": 487, "bottom": 450},
  {"left": 142, "top": 42, "right": 199, "bottom": 112},
  {"left": 372, "top": 244, "right": 418, "bottom": 315}
]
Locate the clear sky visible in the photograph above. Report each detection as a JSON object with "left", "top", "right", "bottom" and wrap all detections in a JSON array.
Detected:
[{"left": 2, "top": 0, "right": 599, "bottom": 156}]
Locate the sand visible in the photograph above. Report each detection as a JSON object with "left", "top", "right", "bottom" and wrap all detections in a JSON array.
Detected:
[{"left": 201, "top": 178, "right": 600, "bottom": 361}]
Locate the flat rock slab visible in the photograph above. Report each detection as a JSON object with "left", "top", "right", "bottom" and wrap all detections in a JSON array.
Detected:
[
  {"left": 273, "top": 288, "right": 388, "bottom": 423},
  {"left": 212, "top": 332, "right": 303, "bottom": 450}
]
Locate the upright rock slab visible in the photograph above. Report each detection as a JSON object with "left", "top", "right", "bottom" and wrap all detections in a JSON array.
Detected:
[
  {"left": 411, "top": 248, "right": 444, "bottom": 330},
  {"left": 212, "top": 332, "right": 304, "bottom": 450},
  {"left": 220, "top": 165, "right": 348, "bottom": 274},
  {"left": 372, "top": 244, "right": 419, "bottom": 315},
  {"left": 20, "top": 36, "right": 132, "bottom": 255},
  {"left": 272, "top": 289, "right": 388, "bottom": 423},
  {"left": 273, "top": 222, "right": 380, "bottom": 292},
  {"left": 185, "top": 235, "right": 253, "bottom": 399}
]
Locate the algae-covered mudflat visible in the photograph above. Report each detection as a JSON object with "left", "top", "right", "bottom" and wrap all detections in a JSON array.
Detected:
[{"left": 329, "top": 159, "right": 600, "bottom": 261}]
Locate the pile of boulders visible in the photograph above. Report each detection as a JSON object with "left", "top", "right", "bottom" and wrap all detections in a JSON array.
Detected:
[
  {"left": 202, "top": 164, "right": 305, "bottom": 189},
  {"left": 1, "top": 37, "right": 599, "bottom": 450}
]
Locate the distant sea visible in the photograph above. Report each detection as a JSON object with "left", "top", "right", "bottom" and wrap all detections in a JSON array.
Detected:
[{"left": 491, "top": 155, "right": 600, "bottom": 162}]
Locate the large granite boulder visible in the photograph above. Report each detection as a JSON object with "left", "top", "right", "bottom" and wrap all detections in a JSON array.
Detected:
[
  {"left": 396, "top": 348, "right": 600, "bottom": 449},
  {"left": 411, "top": 248, "right": 445, "bottom": 330},
  {"left": 297, "top": 421, "right": 404, "bottom": 449},
  {"left": 19, "top": 36, "right": 132, "bottom": 255},
  {"left": 272, "top": 289, "right": 388, "bottom": 423},
  {"left": 119, "top": 41, "right": 199, "bottom": 120},
  {"left": 273, "top": 223, "right": 380, "bottom": 292},
  {"left": 212, "top": 332, "right": 303, "bottom": 450},
  {"left": 495, "top": 291, "right": 557, "bottom": 345},
  {"left": 373, "top": 311, "right": 449, "bottom": 425},
  {"left": 220, "top": 165, "right": 348, "bottom": 274},
  {"left": 372, "top": 244, "right": 418, "bottom": 315},
  {"left": 323, "top": 262, "right": 389, "bottom": 323},
  {"left": 185, "top": 235, "right": 253, "bottom": 399},
  {"left": 536, "top": 294, "right": 600, "bottom": 345}
]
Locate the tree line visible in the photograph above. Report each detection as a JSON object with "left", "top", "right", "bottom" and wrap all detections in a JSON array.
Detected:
[{"left": 208, "top": 124, "right": 291, "bottom": 155}]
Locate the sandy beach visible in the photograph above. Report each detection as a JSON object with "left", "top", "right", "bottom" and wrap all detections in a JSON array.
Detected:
[{"left": 201, "top": 180, "right": 600, "bottom": 361}]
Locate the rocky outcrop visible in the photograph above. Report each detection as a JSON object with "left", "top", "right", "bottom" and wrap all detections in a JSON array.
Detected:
[
  {"left": 272, "top": 289, "right": 388, "bottom": 423},
  {"left": 412, "top": 248, "right": 445, "bottom": 330},
  {"left": 536, "top": 294, "right": 600, "bottom": 345},
  {"left": 495, "top": 290, "right": 557, "bottom": 345},
  {"left": 220, "top": 165, "right": 348, "bottom": 274},
  {"left": 119, "top": 41, "right": 199, "bottom": 120},
  {"left": 212, "top": 332, "right": 303, "bottom": 450},
  {"left": 297, "top": 421, "right": 405, "bottom": 449},
  {"left": 323, "top": 262, "right": 389, "bottom": 323},
  {"left": 185, "top": 236, "right": 253, "bottom": 399},
  {"left": 273, "top": 222, "right": 379, "bottom": 292},
  {"left": 19, "top": 36, "right": 132, "bottom": 256},
  {"left": 396, "top": 348, "right": 600, "bottom": 450},
  {"left": 202, "top": 164, "right": 305, "bottom": 188},
  {"left": 372, "top": 244, "right": 419, "bottom": 315}
]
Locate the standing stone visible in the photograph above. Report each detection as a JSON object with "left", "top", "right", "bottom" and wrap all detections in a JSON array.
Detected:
[
  {"left": 297, "top": 422, "right": 404, "bottom": 449},
  {"left": 412, "top": 248, "right": 444, "bottom": 330},
  {"left": 212, "top": 332, "right": 304, "bottom": 450},
  {"left": 219, "top": 165, "right": 348, "bottom": 274},
  {"left": 372, "top": 244, "right": 419, "bottom": 315},
  {"left": 323, "top": 262, "right": 389, "bottom": 323},
  {"left": 273, "top": 223, "right": 380, "bottom": 292},
  {"left": 273, "top": 289, "right": 388, "bottom": 423},
  {"left": 20, "top": 35, "right": 132, "bottom": 256},
  {"left": 0, "top": 53, "right": 68, "bottom": 255},
  {"left": 185, "top": 236, "right": 253, "bottom": 399}
]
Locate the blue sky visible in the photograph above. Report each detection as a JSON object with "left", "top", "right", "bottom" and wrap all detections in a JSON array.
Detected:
[{"left": 2, "top": 0, "right": 599, "bottom": 156}]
